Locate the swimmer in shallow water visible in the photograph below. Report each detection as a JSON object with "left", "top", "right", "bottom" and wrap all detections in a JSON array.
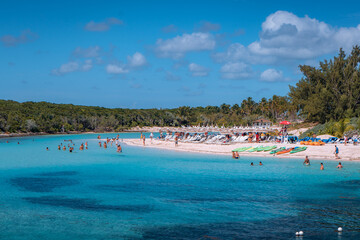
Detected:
[
  {"left": 320, "top": 162, "right": 324, "bottom": 170},
  {"left": 303, "top": 156, "right": 310, "bottom": 165},
  {"left": 117, "top": 144, "right": 122, "bottom": 153},
  {"left": 337, "top": 162, "right": 343, "bottom": 169},
  {"left": 259, "top": 161, "right": 263, "bottom": 166},
  {"left": 251, "top": 162, "right": 254, "bottom": 166}
]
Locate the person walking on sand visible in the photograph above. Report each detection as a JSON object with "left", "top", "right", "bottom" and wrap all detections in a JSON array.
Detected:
[
  {"left": 150, "top": 132, "right": 154, "bottom": 143},
  {"left": 334, "top": 145, "right": 340, "bottom": 159},
  {"left": 320, "top": 162, "right": 324, "bottom": 170},
  {"left": 337, "top": 162, "right": 343, "bottom": 169},
  {"left": 175, "top": 136, "right": 178, "bottom": 147}
]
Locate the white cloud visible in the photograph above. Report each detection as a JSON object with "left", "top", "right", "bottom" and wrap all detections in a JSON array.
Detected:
[
  {"left": 155, "top": 32, "right": 216, "bottom": 59},
  {"left": 127, "top": 52, "right": 147, "bottom": 67},
  {"left": 215, "top": 11, "right": 360, "bottom": 65},
  {"left": 82, "top": 59, "right": 93, "bottom": 71},
  {"left": 260, "top": 68, "right": 283, "bottom": 82},
  {"left": 84, "top": 18, "right": 123, "bottom": 32},
  {"left": 1, "top": 29, "right": 38, "bottom": 47},
  {"left": 220, "top": 62, "right": 253, "bottom": 80},
  {"left": 52, "top": 62, "right": 79, "bottom": 75},
  {"left": 51, "top": 60, "right": 94, "bottom": 75},
  {"left": 73, "top": 46, "right": 101, "bottom": 58},
  {"left": 188, "top": 63, "right": 209, "bottom": 77},
  {"left": 250, "top": 11, "right": 360, "bottom": 59},
  {"left": 106, "top": 64, "right": 128, "bottom": 74}
]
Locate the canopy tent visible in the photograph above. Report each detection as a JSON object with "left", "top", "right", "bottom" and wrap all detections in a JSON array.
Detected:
[{"left": 279, "top": 121, "right": 291, "bottom": 125}]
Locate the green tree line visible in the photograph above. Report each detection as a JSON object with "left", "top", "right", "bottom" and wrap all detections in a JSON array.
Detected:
[{"left": 0, "top": 96, "right": 293, "bottom": 133}]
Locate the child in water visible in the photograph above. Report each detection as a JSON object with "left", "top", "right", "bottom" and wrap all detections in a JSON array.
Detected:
[{"left": 320, "top": 163, "right": 324, "bottom": 170}]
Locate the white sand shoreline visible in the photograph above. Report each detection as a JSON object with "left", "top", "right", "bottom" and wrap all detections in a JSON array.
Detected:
[{"left": 122, "top": 138, "right": 360, "bottom": 162}]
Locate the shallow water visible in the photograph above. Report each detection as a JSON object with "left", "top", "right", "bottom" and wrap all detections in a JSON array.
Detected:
[{"left": 0, "top": 133, "right": 359, "bottom": 239}]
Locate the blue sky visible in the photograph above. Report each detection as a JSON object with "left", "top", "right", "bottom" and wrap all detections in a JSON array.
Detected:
[{"left": 1, "top": 0, "right": 360, "bottom": 108}]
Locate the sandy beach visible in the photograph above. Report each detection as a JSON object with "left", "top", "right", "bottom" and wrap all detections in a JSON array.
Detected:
[{"left": 122, "top": 138, "right": 360, "bottom": 161}]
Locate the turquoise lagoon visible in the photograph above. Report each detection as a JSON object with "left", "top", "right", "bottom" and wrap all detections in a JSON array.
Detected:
[{"left": 0, "top": 133, "right": 359, "bottom": 239}]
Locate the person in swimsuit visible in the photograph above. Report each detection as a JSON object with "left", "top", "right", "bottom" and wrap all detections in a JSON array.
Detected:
[
  {"left": 337, "top": 162, "right": 343, "bottom": 169},
  {"left": 303, "top": 156, "right": 310, "bottom": 165},
  {"left": 117, "top": 144, "right": 122, "bottom": 153},
  {"left": 320, "top": 162, "right": 324, "bottom": 170},
  {"left": 259, "top": 161, "right": 263, "bottom": 166},
  {"left": 251, "top": 162, "right": 254, "bottom": 166}
]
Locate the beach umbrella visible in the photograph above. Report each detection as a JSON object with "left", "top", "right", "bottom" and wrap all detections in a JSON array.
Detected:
[{"left": 279, "top": 120, "right": 291, "bottom": 125}]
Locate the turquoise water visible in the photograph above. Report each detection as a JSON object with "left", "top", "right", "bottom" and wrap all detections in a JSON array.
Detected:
[{"left": 0, "top": 133, "right": 359, "bottom": 239}]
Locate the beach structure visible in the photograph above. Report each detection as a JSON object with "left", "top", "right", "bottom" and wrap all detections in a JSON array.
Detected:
[{"left": 253, "top": 119, "right": 272, "bottom": 128}]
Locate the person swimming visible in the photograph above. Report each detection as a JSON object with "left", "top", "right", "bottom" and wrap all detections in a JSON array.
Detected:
[
  {"left": 259, "top": 161, "right": 263, "bottom": 166},
  {"left": 63, "top": 146, "right": 66, "bottom": 151},
  {"left": 46, "top": 147, "right": 49, "bottom": 151},
  {"left": 58, "top": 145, "right": 61, "bottom": 150},
  {"left": 117, "top": 144, "right": 122, "bottom": 153},
  {"left": 337, "top": 162, "right": 343, "bottom": 169},
  {"left": 303, "top": 156, "right": 310, "bottom": 165},
  {"left": 320, "top": 162, "right": 324, "bottom": 170},
  {"left": 251, "top": 162, "right": 254, "bottom": 166}
]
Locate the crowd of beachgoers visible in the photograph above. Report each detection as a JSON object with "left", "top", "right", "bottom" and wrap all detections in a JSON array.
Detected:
[{"left": 153, "top": 125, "right": 358, "bottom": 146}]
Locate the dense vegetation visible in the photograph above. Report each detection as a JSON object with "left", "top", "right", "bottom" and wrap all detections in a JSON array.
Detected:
[
  {"left": 289, "top": 46, "right": 360, "bottom": 123},
  {"left": 0, "top": 96, "right": 293, "bottom": 133},
  {"left": 1, "top": 46, "right": 360, "bottom": 134}
]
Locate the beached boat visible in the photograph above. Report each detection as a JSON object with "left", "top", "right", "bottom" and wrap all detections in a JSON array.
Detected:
[
  {"left": 269, "top": 147, "right": 285, "bottom": 154},
  {"left": 290, "top": 146, "right": 307, "bottom": 154},
  {"left": 262, "top": 146, "right": 277, "bottom": 151},
  {"left": 232, "top": 146, "right": 252, "bottom": 152},
  {"left": 248, "top": 146, "right": 263, "bottom": 152},
  {"left": 276, "top": 147, "right": 295, "bottom": 155}
]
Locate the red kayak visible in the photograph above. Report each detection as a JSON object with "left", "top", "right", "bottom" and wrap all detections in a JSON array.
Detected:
[{"left": 276, "top": 148, "right": 294, "bottom": 155}]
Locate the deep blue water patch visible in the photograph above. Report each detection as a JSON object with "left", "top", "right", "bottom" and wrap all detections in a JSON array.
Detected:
[
  {"left": 10, "top": 177, "right": 79, "bottom": 192},
  {"left": 23, "top": 196, "right": 154, "bottom": 213},
  {"left": 35, "top": 171, "right": 78, "bottom": 177}
]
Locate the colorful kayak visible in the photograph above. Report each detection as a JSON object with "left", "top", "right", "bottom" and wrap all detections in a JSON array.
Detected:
[
  {"left": 248, "top": 146, "right": 263, "bottom": 152},
  {"left": 237, "top": 147, "right": 252, "bottom": 152},
  {"left": 290, "top": 146, "right": 307, "bottom": 154},
  {"left": 262, "top": 146, "right": 277, "bottom": 152},
  {"left": 232, "top": 146, "right": 252, "bottom": 152},
  {"left": 270, "top": 147, "right": 285, "bottom": 154},
  {"left": 276, "top": 147, "right": 295, "bottom": 155}
]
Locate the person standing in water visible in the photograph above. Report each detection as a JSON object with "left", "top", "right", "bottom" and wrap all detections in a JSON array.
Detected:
[
  {"left": 303, "top": 156, "right": 310, "bottom": 165},
  {"left": 320, "top": 163, "right": 324, "bottom": 170},
  {"left": 142, "top": 135, "right": 146, "bottom": 146},
  {"left": 259, "top": 161, "right": 263, "bottom": 166},
  {"left": 337, "top": 162, "right": 343, "bottom": 169},
  {"left": 117, "top": 144, "right": 122, "bottom": 153}
]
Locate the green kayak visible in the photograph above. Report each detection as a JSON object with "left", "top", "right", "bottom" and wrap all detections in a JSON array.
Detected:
[
  {"left": 290, "top": 147, "right": 307, "bottom": 154},
  {"left": 232, "top": 146, "right": 252, "bottom": 152},
  {"left": 262, "top": 146, "right": 277, "bottom": 152},
  {"left": 270, "top": 147, "right": 285, "bottom": 154},
  {"left": 248, "top": 146, "right": 263, "bottom": 152}
]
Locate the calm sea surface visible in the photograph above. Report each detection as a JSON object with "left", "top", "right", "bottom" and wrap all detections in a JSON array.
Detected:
[{"left": 0, "top": 133, "right": 359, "bottom": 239}]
